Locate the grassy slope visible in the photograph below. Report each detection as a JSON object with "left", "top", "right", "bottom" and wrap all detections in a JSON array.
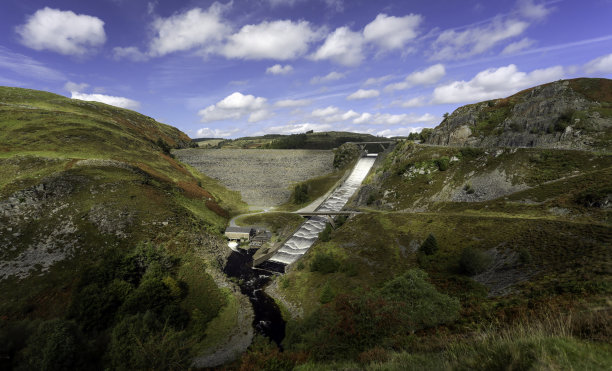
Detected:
[
  {"left": 0, "top": 87, "right": 248, "bottom": 367},
  {"left": 269, "top": 138, "right": 611, "bottom": 368},
  {"left": 218, "top": 131, "right": 380, "bottom": 149}
]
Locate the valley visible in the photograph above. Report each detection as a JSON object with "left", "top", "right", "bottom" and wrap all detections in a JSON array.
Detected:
[{"left": 1, "top": 79, "right": 611, "bottom": 370}]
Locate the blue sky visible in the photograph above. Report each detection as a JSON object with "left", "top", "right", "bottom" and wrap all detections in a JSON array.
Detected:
[{"left": 1, "top": 0, "right": 612, "bottom": 138}]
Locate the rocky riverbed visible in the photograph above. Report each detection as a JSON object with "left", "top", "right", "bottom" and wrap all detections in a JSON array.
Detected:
[{"left": 174, "top": 149, "right": 335, "bottom": 208}]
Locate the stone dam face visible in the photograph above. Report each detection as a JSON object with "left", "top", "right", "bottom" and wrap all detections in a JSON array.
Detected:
[{"left": 268, "top": 155, "right": 377, "bottom": 265}]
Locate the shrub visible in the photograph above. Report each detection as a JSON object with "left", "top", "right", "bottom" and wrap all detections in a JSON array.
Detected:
[
  {"left": 18, "top": 319, "right": 90, "bottom": 371},
  {"left": 464, "top": 183, "right": 475, "bottom": 194},
  {"left": 293, "top": 183, "right": 309, "bottom": 204},
  {"left": 318, "top": 223, "right": 332, "bottom": 242},
  {"left": 419, "top": 234, "right": 438, "bottom": 255},
  {"left": 460, "top": 147, "right": 484, "bottom": 158},
  {"left": 310, "top": 252, "right": 340, "bottom": 274},
  {"left": 434, "top": 157, "right": 450, "bottom": 171},
  {"left": 319, "top": 282, "right": 335, "bottom": 304},
  {"left": 460, "top": 247, "right": 492, "bottom": 275},
  {"left": 518, "top": 248, "right": 533, "bottom": 265}
]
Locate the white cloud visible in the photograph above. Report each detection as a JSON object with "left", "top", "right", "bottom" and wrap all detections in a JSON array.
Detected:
[
  {"left": 431, "top": 18, "right": 529, "bottom": 60},
  {"left": 310, "top": 71, "right": 345, "bottom": 84},
  {"left": 400, "top": 96, "right": 427, "bottom": 107},
  {"left": 71, "top": 92, "right": 140, "bottom": 110},
  {"left": 64, "top": 81, "right": 89, "bottom": 92},
  {"left": 149, "top": 4, "right": 229, "bottom": 56},
  {"left": 0, "top": 46, "right": 65, "bottom": 81},
  {"left": 199, "top": 92, "right": 271, "bottom": 123},
  {"left": 196, "top": 127, "right": 239, "bottom": 138},
  {"left": 266, "top": 122, "right": 332, "bottom": 134},
  {"left": 432, "top": 64, "right": 565, "bottom": 104},
  {"left": 312, "top": 106, "right": 340, "bottom": 117},
  {"left": 385, "top": 64, "right": 446, "bottom": 92},
  {"left": 311, "top": 26, "right": 365, "bottom": 66},
  {"left": 501, "top": 37, "right": 535, "bottom": 55},
  {"left": 275, "top": 99, "right": 311, "bottom": 107},
  {"left": 353, "top": 112, "right": 436, "bottom": 125},
  {"left": 376, "top": 126, "right": 424, "bottom": 137},
  {"left": 16, "top": 7, "right": 106, "bottom": 56},
  {"left": 266, "top": 64, "right": 294, "bottom": 75},
  {"left": 584, "top": 53, "right": 612, "bottom": 74},
  {"left": 267, "top": 0, "right": 343, "bottom": 11},
  {"left": 113, "top": 46, "right": 149, "bottom": 62},
  {"left": 364, "top": 75, "right": 392, "bottom": 86},
  {"left": 517, "top": 0, "right": 552, "bottom": 20},
  {"left": 363, "top": 13, "right": 422, "bottom": 51},
  {"left": 221, "top": 20, "right": 320, "bottom": 60},
  {"left": 347, "top": 89, "right": 380, "bottom": 100}
]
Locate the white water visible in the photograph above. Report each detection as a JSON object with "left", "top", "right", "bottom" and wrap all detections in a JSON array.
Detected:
[{"left": 269, "top": 154, "right": 377, "bottom": 265}]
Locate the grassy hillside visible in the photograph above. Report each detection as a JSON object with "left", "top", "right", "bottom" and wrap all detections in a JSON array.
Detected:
[
  {"left": 216, "top": 131, "right": 381, "bottom": 150},
  {"left": 253, "top": 140, "right": 612, "bottom": 369},
  {"left": 0, "top": 87, "right": 248, "bottom": 369}
]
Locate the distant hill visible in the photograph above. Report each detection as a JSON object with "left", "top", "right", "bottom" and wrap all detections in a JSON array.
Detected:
[
  {"left": 426, "top": 78, "right": 612, "bottom": 151},
  {"left": 0, "top": 87, "right": 247, "bottom": 369},
  {"left": 216, "top": 131, "right": 381, "bottom": 150}
]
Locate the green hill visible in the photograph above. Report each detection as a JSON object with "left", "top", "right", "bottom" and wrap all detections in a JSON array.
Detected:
[
  {"left": 216, "top": 131, "right": 381, "bottom": 150},
  {"left": 260, "top": 82, "right": 612, "bottom": 369},
  {"left": 0, "top": 87, "right": 248, "bottom": 369}
]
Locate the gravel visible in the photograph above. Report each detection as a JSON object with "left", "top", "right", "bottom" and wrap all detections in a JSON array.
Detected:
[{"left": 175, "top": 149, "right": 335, "bottom": 208}]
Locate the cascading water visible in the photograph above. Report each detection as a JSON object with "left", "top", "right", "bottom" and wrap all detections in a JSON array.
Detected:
[
  {"left": 268, "top": 154, "right": 377, "bottom": 266},
  {"left": 222, "top": 154, "right": 377, "bottom": 348}
]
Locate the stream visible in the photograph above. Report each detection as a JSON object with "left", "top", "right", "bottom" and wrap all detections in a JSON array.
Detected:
[
  {"left": 222, "top": 154, "right": 378, "bottom": 348},
  {"left": 223, "top": 250, "right": 285, "bottom": 347}
]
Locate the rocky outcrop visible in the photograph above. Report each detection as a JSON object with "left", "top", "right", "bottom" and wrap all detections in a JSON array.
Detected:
[{"left": 427, "top": 78, "right": 612, "bottom": 150}]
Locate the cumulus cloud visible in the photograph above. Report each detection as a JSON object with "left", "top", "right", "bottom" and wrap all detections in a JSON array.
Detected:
[
  {"left": 353, "top": 112, "right": 436, "bottom": 125},
  {"left": 275, "top": 99, "right": 311, "bottom": 107},
  {"left": 347, "top": 89, "right": 380, "bottom": 100},
  {"left": 113, "top": 46, "right": 149, "bottom": 62},
  {"left": 432, "top": 64, "right": 565, "bottom": 104},
  {"left": 16, "top": 7, "right": 106, "bottom": 56},
  {"left": 364, "top": 75, "right": 392, "bottom": 86},
  {"left": 199, "top": 92, "right": 271, "bottom": 123},
  {"left": 363, "top": 13, "right": 422, "bottom": 51},
  {"left": 311, "top": 26, "right": 365, "bottom": 66},
  {"left": 309, "top": 106, "right": 435, "bottom": 126},
  {"left": 221, "top": 20, "right": 320, "bottom": 60},
  {"left": 400, "top": 96, "right": 427, "bottom": 107},
  {"left": 267, "top": 0, "right": 343, "bottom": 11},
  {"left": 196, "top": 127, "right": 239, "bottom": 138},
  {"left": 431, "top": 18, "right": 528, "bottom": 60},
  {"left": 310, "top": 71, "right": 345, "bottom": 84},
  {"left": 376, "top": 126, "right": 424, "bottom": 137},
  {"left": 265, "top": 122, "right": 332, "bottom": 135},
  {"left": 501, "top": 37, "right": 535, "bottom": 55},
  {"left": 266, "top": 64, "right": 294, "bottom": 75},
  {"left": 149, "top": 4, "right": 230, "bottom": 56},
  {"left": 584, "top": 53, "right": 612, "bottom": 74},
  {"left": 385, "top": 64, "right": 446, "bottom": 92},
  {"left": 517, "top": 0, "right": 553, "bottom": 20},
  {"left": 71, "top": 92, "right": 140, "bottom": 110},
  {"left": 64, "top": 81, "right": 89, "bottom": 92}
]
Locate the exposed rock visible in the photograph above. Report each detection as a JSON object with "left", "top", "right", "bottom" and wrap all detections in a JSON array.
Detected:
[{"left": 427, "top": 78, "right": 612, "bottom": 150}]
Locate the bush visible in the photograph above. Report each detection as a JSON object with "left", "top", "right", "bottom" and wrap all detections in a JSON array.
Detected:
[
  {"left": 460, "top": 247, "right": 492, "bottom": 275},
  {"left": 293, "top": 183, "right": 309, "bottom": 204},
  {"left": 318, "top": 223, "right": 332, "bottom": 242},
  {"left": 420, "top": 234, "right": 438, "bottom": 255},
  {"left": 310, "top": 252, "right": 340, "bottom": 274},
  {"left": 319, "top": 282, "right": 335, "bottom": 304},
  {"left": 18, "top": 319, "right": 90, "bottom": 371},
  {"left": 434, "top": 157, "right": 450, "bottom": 171},
  {"left": 518, "top": 248, "right": 533, "bottom": 265}
]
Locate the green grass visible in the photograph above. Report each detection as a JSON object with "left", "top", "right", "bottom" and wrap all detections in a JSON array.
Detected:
[
  {"left": 192, "top": 288, "right": 238, "bottom": 352},
  {"left": 235, "top": 212, "right": 304, "bottom": 234}
]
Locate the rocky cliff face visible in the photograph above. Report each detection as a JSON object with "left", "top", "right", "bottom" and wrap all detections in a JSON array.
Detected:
[{"left": 427, "top": 78, "right": 612, "bottom": 150}]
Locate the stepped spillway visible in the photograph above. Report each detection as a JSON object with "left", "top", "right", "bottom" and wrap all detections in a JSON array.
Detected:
[{"left": 268, "top": 154, "right": 377, "bottom": 265}]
